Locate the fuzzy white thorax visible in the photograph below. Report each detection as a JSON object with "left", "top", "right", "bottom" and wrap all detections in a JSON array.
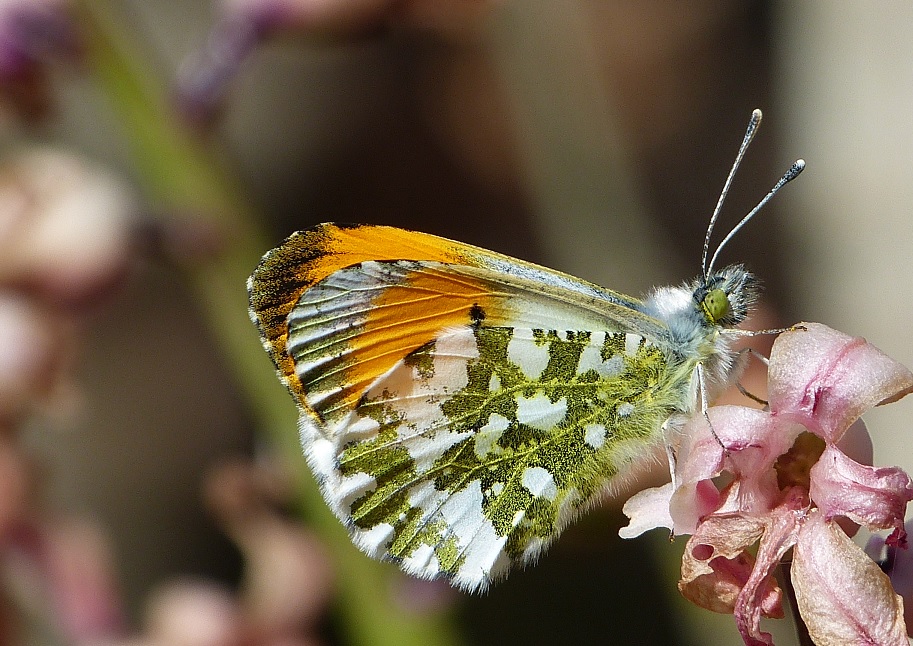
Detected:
[{"left": 640, "top": 265, "right": 757, "bottom": 414}]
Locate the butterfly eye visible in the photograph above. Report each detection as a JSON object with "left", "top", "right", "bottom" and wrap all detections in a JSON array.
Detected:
[{"left": 702, "top": 288, "right": 732, "bottom": 325}]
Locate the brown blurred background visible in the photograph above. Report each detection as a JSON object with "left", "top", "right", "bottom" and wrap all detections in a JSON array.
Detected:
[{"left": 10, "top": 1, "right": 913, "bottom": 644}]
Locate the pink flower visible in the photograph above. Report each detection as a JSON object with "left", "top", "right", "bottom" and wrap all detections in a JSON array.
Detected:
[
  {"left": 869, "top": 518, "right": 913, "bottom": 633},
  {"left": 622, "top": 323, "right": 913, "bottom": 645}
]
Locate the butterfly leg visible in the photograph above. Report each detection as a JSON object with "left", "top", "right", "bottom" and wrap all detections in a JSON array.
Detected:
[
  {"left": 696, "top": 362, "right": 730, "bottom": 455},
  {"left": 728, "top": 323, "right": 807, "bottom": 339},
  {"left": 661, "top": 418, "right": 679, "bottom": 490},
  {"left": 728, "top": 325, "right": 806, "bottom": 405},
  {"left": 735, "top": 347, "right": 769, "bottom": 406}
]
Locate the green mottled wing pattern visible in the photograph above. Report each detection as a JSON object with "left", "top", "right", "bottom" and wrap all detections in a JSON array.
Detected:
[
  {"left": 308, "top": 324, "right": 691, "bottom": 590},
  {"left": 249, "top": 224, "right": 709, "bottom": 592}
]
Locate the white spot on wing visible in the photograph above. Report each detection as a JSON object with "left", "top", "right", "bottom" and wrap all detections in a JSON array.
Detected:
[
  {"left": 336, "top": 471, "right": 376, "bottom": 511},
  {"left": 402, "top": 543, "right": 439, "bottom": 575},
  {"left": 439, "top": 480, "right": 508, "bottom": 589},
  {"left": 429, "top": 327, "right": 477, "bottom": 391},
  {"left": 407, "top": 480, "right": 437, "bottom": 507},
  {"left": 522, "top": 466, "right": 558, "bottom": 500},
  {"left": 507, "top": 330, "right": 550, "bottom": 378},
  {"left": 356, "top": 523, "right": 395, "bottom": 559},
  {"left": 516, "top": 394, "right": 567, "bottom": 430},
  {"left": 345, "top": 415, "right": 380, "bottom": 440},
  {"left": 475, "top": 414, "right": 509, "bottom": 458},
  {"left": 602, "top": 355, "right": 624, "bottom": 376},
  {"left": 625, "top": 333, "right": 642, "bottom": 356},
  {"left": 617, "top": 402, "right": 635, "bottom": 417},
  {"left": 301, "top": 421, "right": 336, "bottom": 478},
  {"left": 578, "top": 344, "right": 624, "bottom": 378},
  {"left": 402, "top": 425, "right": 472, "bottom": 472},
  {"left": 584, "top": 423, "right": 607, "bottom": 449}
]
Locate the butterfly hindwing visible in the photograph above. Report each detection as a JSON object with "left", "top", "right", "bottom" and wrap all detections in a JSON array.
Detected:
[{"left": 248, "top": 223, "right": 694, "bottom": 590}]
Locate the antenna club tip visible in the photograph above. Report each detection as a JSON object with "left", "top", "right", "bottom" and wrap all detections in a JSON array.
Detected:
[
  {"left": 751, "top": 108, "right": 763, "bottom": 123},
  {"left": 785, "top": 159, "right": 806, "bottom": 181}
]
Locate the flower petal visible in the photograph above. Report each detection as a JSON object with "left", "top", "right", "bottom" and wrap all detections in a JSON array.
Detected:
[
  {"left": 669, "top": 407, "right": 801, "bottom": 532},
  {"left": 769, "top": 323, "right": 913, "bottom": 442},
  {"left": 733, "top": 489, "right": 805, "bottom": 646},
  {"left": 678, "top": 513, "right": 779, "bottom": 616},
  {"left": 668, "top": 479, "right": 724, "bottom": 536},
  {"left": 619, "top": 483, "right": 674, "bottom": 538},
  {"left": 680, "top": 547, "right": 767, "bottom": 615},
  {"left": 792, "top": 513, "right": 907, "bottom": 645},
  {"left": 677, "top": 407, "right": 792, "bottom": 480},
  {"left": 810, "top": 444, "right": 913, "bottom": 543},
  {"left": 873, "top": 519, "right": 913, "bottom": 633}
]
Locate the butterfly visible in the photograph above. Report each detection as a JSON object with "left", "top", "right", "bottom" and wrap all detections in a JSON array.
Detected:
[{"left": 247, "top": 109, "right": 804, "bottom": 592}]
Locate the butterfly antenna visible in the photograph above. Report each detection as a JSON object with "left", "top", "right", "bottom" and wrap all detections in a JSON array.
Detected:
[
  {"left": 702, "top": 109, "right": 763, "bottom": 280},
  {"left": 706, "top": 159, "right": 806, "bottom": 275}
]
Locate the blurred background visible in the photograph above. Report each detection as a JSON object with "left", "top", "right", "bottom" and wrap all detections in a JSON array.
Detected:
[{"left": 1, "top": 1, "right": 912, "bottom": 644}]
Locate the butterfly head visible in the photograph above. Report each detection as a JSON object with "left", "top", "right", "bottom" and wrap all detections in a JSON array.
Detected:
[
  {"left": 693, "top": 109, "right": 802, "bottom": 333},
  {"left": 693, "top": 264, "right": 759, "bottom": 329}
]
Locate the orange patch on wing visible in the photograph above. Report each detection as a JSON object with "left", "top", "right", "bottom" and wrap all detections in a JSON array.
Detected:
[
  {"left": 340, "top": 265, "right": 499, "bottom": 411},
  {"left": 306, "top": 224, "right": 467, "bottom": 285},
  {"left": 250, "top": 224, "right": 500, "bottom": 415}
]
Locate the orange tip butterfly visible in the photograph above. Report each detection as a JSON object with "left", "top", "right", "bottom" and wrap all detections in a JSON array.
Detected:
[{"left": 248, "top": 109, "right": 804, "bottom": 591}]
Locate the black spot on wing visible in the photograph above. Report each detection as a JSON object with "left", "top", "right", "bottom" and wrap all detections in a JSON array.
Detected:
[{"left": 469, "top": 304, "right": 486, "bottom": 327}]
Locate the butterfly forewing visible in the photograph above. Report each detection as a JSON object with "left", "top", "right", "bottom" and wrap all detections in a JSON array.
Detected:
[{"left": 248, "top": 223, "right": 697, "bottom": 590}]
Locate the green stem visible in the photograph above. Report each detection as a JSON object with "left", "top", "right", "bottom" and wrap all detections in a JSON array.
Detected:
[{"left": 75, "top": 3, "right": 462, "bottom": 645}]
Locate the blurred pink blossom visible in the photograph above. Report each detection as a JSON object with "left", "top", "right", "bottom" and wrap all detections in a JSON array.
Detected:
[
  {"left": 0, "top": 0, "right": 78, "bottom": 119},
  {"left": 0, "top": 144, "right": 334, "bottom": 643},
  {"left": 0, "top": 292, "right": 66, "bottom": 418},
  {"left": 205, "top": 459, "right": 334, "bottom": 642},
  {"left": 0, "top": 147, "right": 135, "bottom": 422},
  {"left": 102, "top": 460, "right": 335, "bottom": 646},
  {"left": 177, "top": 0, "right": 501, "bottom": 122},
  {"left": 0, "top": 147, "right": 136, "bottom": 307},
  {"left": 0, "top": 145, "right": 136, "bottom": 644},
  {"left": 622, "top": 323, "right": 913, "bottom": 645},
  {"left": 140, "top": 580, "right": 246, "bottom": 646}
]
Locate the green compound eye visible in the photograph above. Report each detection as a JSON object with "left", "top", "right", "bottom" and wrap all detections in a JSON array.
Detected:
[{"left": 702, "top": 288, "right": 732, "bottom": 324}]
